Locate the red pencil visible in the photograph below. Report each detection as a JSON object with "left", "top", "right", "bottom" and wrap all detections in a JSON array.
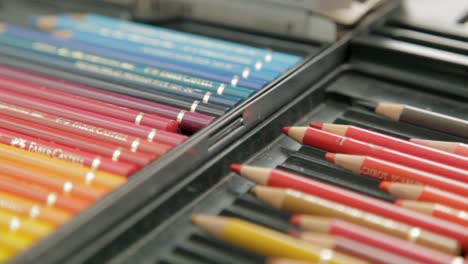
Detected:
[
  {"left": 380, "top": 182, "right": 468, "bottom": 211},
  {"left": 410, "top": 139, "right": 468, "bottom": 158},
  {"left": 311, "top": 123, "right": 468, "bottom": 171},
  {"left": 0, "top": 101, "right": 172, "bottom": 157},
  {"left": 284, "top": 127, "right": 468, "bottom": 183},
  {"left": 326, "top": 153, "right": 468, "bottom": 197},
  {"left": 230, "top": 164, "right": 468, "bottom": 250},
  {"left": 0, "top": 88, "right": 187, "bottom": 146},
  {"left": 0, "top": 114, "right": 154, "bottom": 167},
  {"left": 397, "top": 200, "right": 468, "bottom": 227},
  {"left": 0, "top": 173, "right": 90, "bottom": 214},
  {"left": 293, "top": 217, "right": 461, "bottom": 264},
  {"left": 0, "top": 75, "right": 179, "bottom": 132},
  {"left": 0, "top": 128, "right": 136, "bottom": 176},
  {"left": 0, "top": 64, "right": 214, "bottom": 132}
]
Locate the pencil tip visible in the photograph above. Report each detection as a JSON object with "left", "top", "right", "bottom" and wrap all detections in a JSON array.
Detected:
[
  {"left": 309, "top": 122, "right": 323, "bottom": 129},
  {"left": 290, "top": 215, "right": 302, "bottom": 226},
  {"left": 282, "top": 126, "right": 290, "bottom": 135},
  {"left": 230, "top": 164, "right": 242, "bottom": 174},
  {"left": 325, "top": 153, "right": 335, "bottom": 163},
  {"left": 379, "top": 181, "right": 392, "bottom": 192},
  {"left": 395, "top": 199, "right": 404, "bottom": 206}
]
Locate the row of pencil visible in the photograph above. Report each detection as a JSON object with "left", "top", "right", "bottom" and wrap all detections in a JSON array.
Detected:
[
  {"left": 191, "top": 102, "right": 468, "bottom": 263},
  {"left": 0, "top": 13, "right": 300, "bottom": 262}
]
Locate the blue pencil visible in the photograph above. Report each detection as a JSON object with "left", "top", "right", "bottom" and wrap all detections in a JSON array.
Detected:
[
  {"left": 0, "top": 33, "right": 240, "bottom": 109},
  {"left": 4, "top": 24, "right": 266, "bottom": 91},
  {"left": 31, "top": 14, "right": 303, "bottom": 66},
  {"left": 52, "top": 29, "right": 281, "bottom": 82},
  {"left": 32, "top": 15, "right": 290, "bottom": 73}
]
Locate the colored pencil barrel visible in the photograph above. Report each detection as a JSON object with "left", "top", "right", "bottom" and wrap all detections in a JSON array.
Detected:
[
  {"left": 0, "top": 228, "right": 35, "bottom": 253},
  {"left": 410, "top": 139, "right": 468, "bottom": 158},
  {"left": 0, "top": 208, "right": 54, "bottom": 239},
  {"left": 251, "top": 186, "right": 459, "bottom": 254},
  {"left": 380, "top": 182, "right": 468, "bottom": 211},
  {"left": 0, "top": 173, "right": 90, "bottom": 214},
  {"left": 294, "top": 217, "right": 461, "bottom": 264},
  {"left": 375, "top": 103, "right": 468, "bottom": 138},
  {"left": 0, "top": 101, "right": 171, "bottom": 158},
  {"left": 285, "top": 127, "right": 468, "bottom": 184},
  {"left": 313, "top": 123, "right": 468, "bottom": 171},
  {"left": 295, "top": 233, "right": 421, "bottom": 264},
  {"left": 0, "top": 63, "right": 215, "bottom": 133},
  {"left": 191, "top": 215, "right": 367, "bottom": 264},
  {"left": 0, "top": 88, "right": 187, "bottom": 147},
  {"left": 0, "top": 143, "right": 126, "bottom": 190},
  {"left": 230, "top": 164, "right": 468, "bottom": 250},
  {"left": 266, "top": 258, "right": 313, "bottom": 264},
  {"left": 0, "top": 114, "right": 156, "bottom": 167},
  {"left": 397, "top": 200, "right": 468, "bottom": 227},
  {"left": 0, "top": 191, "right": 72, "bottom": 226},
  {"left": 327, "top": 153, "right": 468, "bottom": 197},
  {"left": 0, "top": 127, "right": 136, "bottom": 176}
]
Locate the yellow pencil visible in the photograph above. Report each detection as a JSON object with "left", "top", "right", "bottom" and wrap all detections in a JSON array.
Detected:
[
  {"left": 0, "top": 208, "right": 54, "bottom": 239},
  {"left": 0, "top": 227, "right": 35, "bottom": 253},
  {"left": 191, "top": 215, "right": 368, "bottom": 264}
]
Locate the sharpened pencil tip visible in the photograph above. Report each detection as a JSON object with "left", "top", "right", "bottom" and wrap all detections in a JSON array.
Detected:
[
  {"left": 309, "top": 122, "right": 323, "bottom": 129},
  {"left": 379, "top": 181, "right": 392, "bottom": 192},
  {"left": 325, "top": 153, "right": 335, "bottom": 163},
  {"left": 282, "top": 126, "right": 290, "bottom": 135},
  {"left": 290, "top": 215, "right": 302, "bottom": 226},
  {"left": 230, "top": 163, "right": 242, "bottom": 174}
]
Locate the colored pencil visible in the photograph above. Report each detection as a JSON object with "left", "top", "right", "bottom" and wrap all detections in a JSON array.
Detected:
[
  {"left": 230, "top": 164, "right": 468, "bottom": 250},
  {"left": 0, "top": 46, "right": 229, "bottom": 117},
  {"left": 326, "top": 153, "right": 468, "bottom": 196},
  {"left": 284, "top": 127, "right": 468, "bottom": 183},
  {"left": 0, "top": 173, "right": 90, "bottom": 214},
  {"left": 0, "top": 127, "right": 137, "bottom": 176},
  {"left": 311, "top": 123, "right": 468, "bottom": 171},
  {"left": 2, "top": 24, "right": 266, "bottom": 91},
  {"left": 0, "top": 158, "right": 107, "bottom": 202},
  {"left": 375, "top": 103, "right": 468, "bottom": 138},
  {"left": 34, "top": 15, "right": 290, "bottom": 73},
  {"left": 0, "top": 75, "right": 179, "bottom": 132},
  {"left": 293, "top": 217, "right": 462, "bottom": 264},
  {"left": 0, "top": 143, "right": 126, "bottom": 190},
  {"left": 252, "top": 186, "right": 459, "bottom": 254},
  {"left": 397, "top": 200, "right": 468, "bottom": 227},
  {"left": 294, "top": 233, "right": 421, "bottom": 264},
  {"left": 191, "top": 215, "right": 367, "bottom": 264},
  {"left": 0, "top": 248, "right": 13, "bottom": 263},
  {"left": 0, "top": 191, "right": 72, "bottom": 226},
  {"left": 0, "top": 63, "right": 215, "bottom": 133},
  {"left": 410, "top": 139, "right": 468, "bottom": 158},
  {"left": 52, "top": 29, "right": 280, "bottom": 82},
  {"left": 32, "top": 14, "right": 302, "bottom": 65},
  {"left": 266, "top": 259, "right": 313, "bottom": 264},
  {"left": 0, "top": 228, "right": 34, "bottom": 253},
  {"left": 0, "top": 101, "right": 172, "bottom": 157},
  {"left": 0, "top": 208, "right": 54, "bottom": 239},
  {"left": 0, "top": 88, "right": 187, "bottom": 147},
  {"left": 0, "top": 114, "right": 156, "bottom": 167},
  {"left": 380, "top": 182, "right": 468, "bottom": 211}
]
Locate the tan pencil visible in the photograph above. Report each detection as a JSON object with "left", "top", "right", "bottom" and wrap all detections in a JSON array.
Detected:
[
  {"left": 252, "top": 186, "right": 460, "bottom": 254},
  {"left": 375, "top": 103, "right": 468, "bottom": 138}
]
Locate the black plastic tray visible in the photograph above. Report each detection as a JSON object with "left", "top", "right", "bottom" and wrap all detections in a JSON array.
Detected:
[
  {"left": 102, "top": 35, "right": 468, "bottom": 264},
  {"left": 4, "top": 1, "right": 402, "bottom": 263}
]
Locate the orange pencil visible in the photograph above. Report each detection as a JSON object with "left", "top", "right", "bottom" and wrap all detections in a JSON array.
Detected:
[
  {"left": 0, "top": 143, "right": 126, "bottom": 190},
  {"left": 0, "top": 173, "right": 91, "bottom": 214},
  {"left": 0, "top": 191, "right": 72, "bottom": 226},
  {"left": 397, "top": 200, "right": 468, "bottom": 227},
  {"left": 380, "top": 182, "right": 468, "bottom": 211}
]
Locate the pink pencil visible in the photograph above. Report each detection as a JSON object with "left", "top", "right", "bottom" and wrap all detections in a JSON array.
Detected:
[
  {"left": 0, "top": 88, "right": 187, "bottom": 147},
  {"left": 0, "top": 75, "right": 179, "bottom": 132}
]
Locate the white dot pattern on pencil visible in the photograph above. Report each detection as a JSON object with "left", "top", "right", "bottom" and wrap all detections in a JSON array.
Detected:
[
  {"left": 112, "top": 148, "right": 122, "bottom": 161},
  {"left": 29, "top": 205, "right": 41, "bottom": 219},
  {"left": 47, "top": 193, "right": 58, "bottom": 206},
  {"left": 255, "top": 61, "right": 263, "bottom": 70},
  {"left": 85, "top": 172, "right": 96, "bottom": 184},
  {"left": 231, "top": 76, "right": 239, "bottom": 86},
  {"left": 203, "top": 92, "right": 212, "bottom": 104},
  {"left": 130, "top": 138, "right": 141, "bottom": 152},
  {"left": 319, "top": 249, "right": 333, "bottom": 263},
  {"left": 177, "top": 110, "right": 186, "bottom": 124},
  {"left": 134, "top": 112, "right": 145, "bottom": 125},
  {"left": 190, "top": 101, "right": 200, "bottom": 112},
  {"left": 9, "top": 218, "right": 21, "bottom": 231},
  {"left": 147, "top": 129, "right": 157, "bottom": 142},
  {"left": 242, "top": 67, "right": 250, "bottom": 78},
  {"left": 91, "top": 157, "right": 102, "bottom": 170},
  {"left": 217, "top": 84, "right": 225, "bottom": 95},
  {"left": 407, "top": 227, "right": 421, "bottom": 242},
  {"left": 63, "top": 181, "right": 73, "bottom": 193}
]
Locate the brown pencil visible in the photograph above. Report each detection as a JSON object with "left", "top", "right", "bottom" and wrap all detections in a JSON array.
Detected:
[
  {"left": 252, "top": 186, "right": 460, "bottom": 254},
  {"left": 380, "top": 182, "right": 468, "bottom": 211},
  {"left": 375, "top": 103, "right": 468, "bottom": 138},
  {"left": 397, "top": 200, "right": 468, "bottom": 227},
  {"left": 295, "top": 233, "right": 421, "bottom": 264},
  {"left": 410, "top": 139, "right": 468, "bottom": 158}
]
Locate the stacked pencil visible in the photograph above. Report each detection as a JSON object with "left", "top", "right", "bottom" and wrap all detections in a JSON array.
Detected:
[
  {"left": 191, "top": 102, "right": 468, "bottom": 263},
  {"left": 0, "top": 13, "right": 301, "bottom": 262}
]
